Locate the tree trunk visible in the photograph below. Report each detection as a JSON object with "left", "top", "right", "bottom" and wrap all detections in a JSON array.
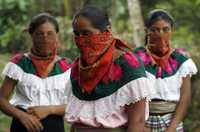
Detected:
[{"left": 127, "top": 0, "right": 145, "bottom": 47}]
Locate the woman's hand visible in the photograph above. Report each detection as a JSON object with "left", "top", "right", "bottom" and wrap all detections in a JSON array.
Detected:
[
  {"left": 18, "top": 111, "right": 43, "bottom": 132},
  {"left": 27, "top": 106, "right": 52, "bottom": 120},
  {"left": 27, "top": 105, "right": 66, "bottom": 120}
]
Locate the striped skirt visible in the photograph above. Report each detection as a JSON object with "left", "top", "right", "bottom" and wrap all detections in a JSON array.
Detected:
[{"left": 145, "top": 113, "right": 184, "bottom": 132}]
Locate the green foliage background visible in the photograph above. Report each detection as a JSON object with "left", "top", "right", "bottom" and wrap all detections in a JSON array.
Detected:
[{"left": 0, "top": 0, "right": 200, "bottom": 132}]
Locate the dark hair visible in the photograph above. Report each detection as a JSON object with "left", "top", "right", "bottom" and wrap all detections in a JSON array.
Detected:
[
  {"left": 28, "top": 13, "right": 59, "bottom": 34},
  {"left": 72, "top": 6, "right": 110, "bottom": 32},
  {"left": 145, "top": 9, "right": 174, "bottom": 28}
]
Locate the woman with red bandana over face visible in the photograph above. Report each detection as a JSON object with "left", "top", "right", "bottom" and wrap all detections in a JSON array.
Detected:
[
  {"left": 134, "top": 9, "right": 197, "bottom": 132},
  {"left": 64, "top": 6, "right": 153, "bottom": 132},
  {"left": 0, "top": 13, "right": 71, "bottom": 132}
]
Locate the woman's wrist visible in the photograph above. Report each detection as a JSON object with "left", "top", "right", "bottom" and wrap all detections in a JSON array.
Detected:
[
  {"left": 15, "top": 110, "right": 26, "bottom": 120},
  {"left": 168, "top": 120, "right": 178, "bottom": 129},
  {"left": 47, "top": 105, "right": 66, "bottom": 116}
]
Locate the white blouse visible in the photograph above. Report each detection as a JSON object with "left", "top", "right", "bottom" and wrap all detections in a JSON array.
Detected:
[
  {"left": 146, "top": 59, "right": 197, "bottom": 101},
  {"left": 2, "top": 62, "right": 70, "bottom": 109},
  {"left": 64, "top": 72, "right": 154, "bottom": 128}
]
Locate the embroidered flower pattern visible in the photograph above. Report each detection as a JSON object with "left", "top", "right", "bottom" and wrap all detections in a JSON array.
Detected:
[
  {"left": 71, "top": 61, "right": 79, "bottom": 80},
  {"left": 135, "top": 48, "right": 180, "bottom": 78},
  {"left": 58, "top": 59, "right": 71, "bottom": 72},
  {"left": 136, "top": 50, "right": 151, "bottom": 66},
  {"left": 124, "top": 52, "right": 140, "bottom": 68},
  {"left": 169, "top": 57, "right": 178, "bottom": 69},
  {"left": 102, "top": 62, "right": 122, "bottom": 84},
  {"left": 156, "top": 67, "right": 162, "bottom": 78},
  {"left": 165, "top": 63, "right": 173, "bottom": 74}
]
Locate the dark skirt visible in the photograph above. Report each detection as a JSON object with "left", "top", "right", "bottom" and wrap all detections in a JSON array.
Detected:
[{"left": 10, "top": 108, "right": 64, "bottom": 132}]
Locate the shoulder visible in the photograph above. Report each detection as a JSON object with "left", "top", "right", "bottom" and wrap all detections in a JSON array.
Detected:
[
  {"left": 173, "top": 48, "right": 190, "bottom": 58},
  {"left": 10, "top": 53, "right": 27, "bottom": 64},
  {"left": 171, "top": 48, "right": 189, "bottom": 65},
  {"left": 9, "top": 53, "right": 33, "bottom": 71},
  {"left": 173, "top": 48, "right": 197, "bottom": 77},
  {"left": 116, "top": 51, "right": 146, "bottom": 78},
  {"left": 2, "top": 53, "right": 28, "bottom": 81}
]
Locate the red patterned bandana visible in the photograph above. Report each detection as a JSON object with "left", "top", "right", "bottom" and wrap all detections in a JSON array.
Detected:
[
  {"left": 146, "top": 47, "right": 173, "bottom": 69},
  {"left": 147, "top": 33, "right": 171, "bottom": 57},
  {"left": 75, "top": 31, "right": 112, "bottom": 66},
  {"left": 72, "top": 31, "right": 115, "bottom": 93},
  {"left": 146, "top": 32, "right": 173, "bottom": 69}
]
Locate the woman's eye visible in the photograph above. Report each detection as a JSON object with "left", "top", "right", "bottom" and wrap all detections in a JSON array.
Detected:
[
  {"left": 80, "top": 30, "right": 91, "bottom": 36},
  {"left": 73, "top": 30, "right": 93, "bottom": 36},
  {"left": 163, "top": 27, "right": 171, "bottom": 32},
  {"left": 149, "top": 27, "right": 158, "bottom": 32},
  {"left": 149, "top": 27, "right": 171, "bottom": 33},
  {"left": 47, "top": 32, "right": 55, "bottom": 36},
  {"left": 35, "top": 32, "right": 43, "bottom": 36}
]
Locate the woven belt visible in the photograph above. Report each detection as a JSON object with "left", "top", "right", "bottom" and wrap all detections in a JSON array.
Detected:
[{"left": 149, "top": 101, "right": 177, "bottom": 114}]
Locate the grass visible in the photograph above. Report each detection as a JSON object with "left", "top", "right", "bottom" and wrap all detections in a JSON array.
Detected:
[{"left": 0, "top": 111, "right": 11, "bottom": 132}]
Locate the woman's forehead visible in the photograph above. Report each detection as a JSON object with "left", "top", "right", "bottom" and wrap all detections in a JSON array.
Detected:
[
  {"left": 35, "top": 22, "right": 56, "bottom": 32},
  {"left": 150, "top": 19, "right": 171, "bottom": 27}
]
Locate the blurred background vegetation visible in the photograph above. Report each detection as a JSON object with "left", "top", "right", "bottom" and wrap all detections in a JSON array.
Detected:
[{"left": 0, "top": 0, "right": 200, "bottom": 132}]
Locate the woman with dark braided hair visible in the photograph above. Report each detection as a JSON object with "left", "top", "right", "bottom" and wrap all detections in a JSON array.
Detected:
[{"left": 134, "top": 9, "right": 197, "bottom": 132}]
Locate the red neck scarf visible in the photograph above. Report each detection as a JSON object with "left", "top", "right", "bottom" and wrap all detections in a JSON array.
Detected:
[
  {"left": 147, "top": 33, "right": 172, "bottom": 69},
  {"left": 146, "top": 47, "right": 173, "bottom": 69},
  {"left": 73, "top": 32, "right": 115, "bottom": 93},
  {"left": 30, "top": 38, "right": 57, "bottom": 78}
]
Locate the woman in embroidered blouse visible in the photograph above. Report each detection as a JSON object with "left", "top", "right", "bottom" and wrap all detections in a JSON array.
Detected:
[
  {"left": 64, "top": 6, "right": 153, "bottom": 132},
  {"left": 134, "top": 9, "right": 197, "bottom": 132},
  {"left": 0, "top": 13, "right": 70, "bottom": 132}
]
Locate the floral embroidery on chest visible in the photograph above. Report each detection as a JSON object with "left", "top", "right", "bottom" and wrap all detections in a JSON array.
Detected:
[
  {"left": 134, "top": 47, "right": 188, "bottom": 78},
  {"left": 70, "top": 51, "right": 146, "bottom": 101},
  {"left": 10, "top": 53, "right": 71, "bottom": 77}
]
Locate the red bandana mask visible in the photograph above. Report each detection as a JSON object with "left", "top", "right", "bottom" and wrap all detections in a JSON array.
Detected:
[
  {"left": 71, "top": 36, "right": 133, "bottom": 94},
  {"left": 146, "top": 33, "right": 173, "bottom": 70},
  {"left": 147, "top": 33, "right": 171, "bottom": 57},
  {"left": 75, "top": 31, "right": 112, "bottom": 65},
  {"left": 30, "top": 36, "right": 58, "bottom": 78}
]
